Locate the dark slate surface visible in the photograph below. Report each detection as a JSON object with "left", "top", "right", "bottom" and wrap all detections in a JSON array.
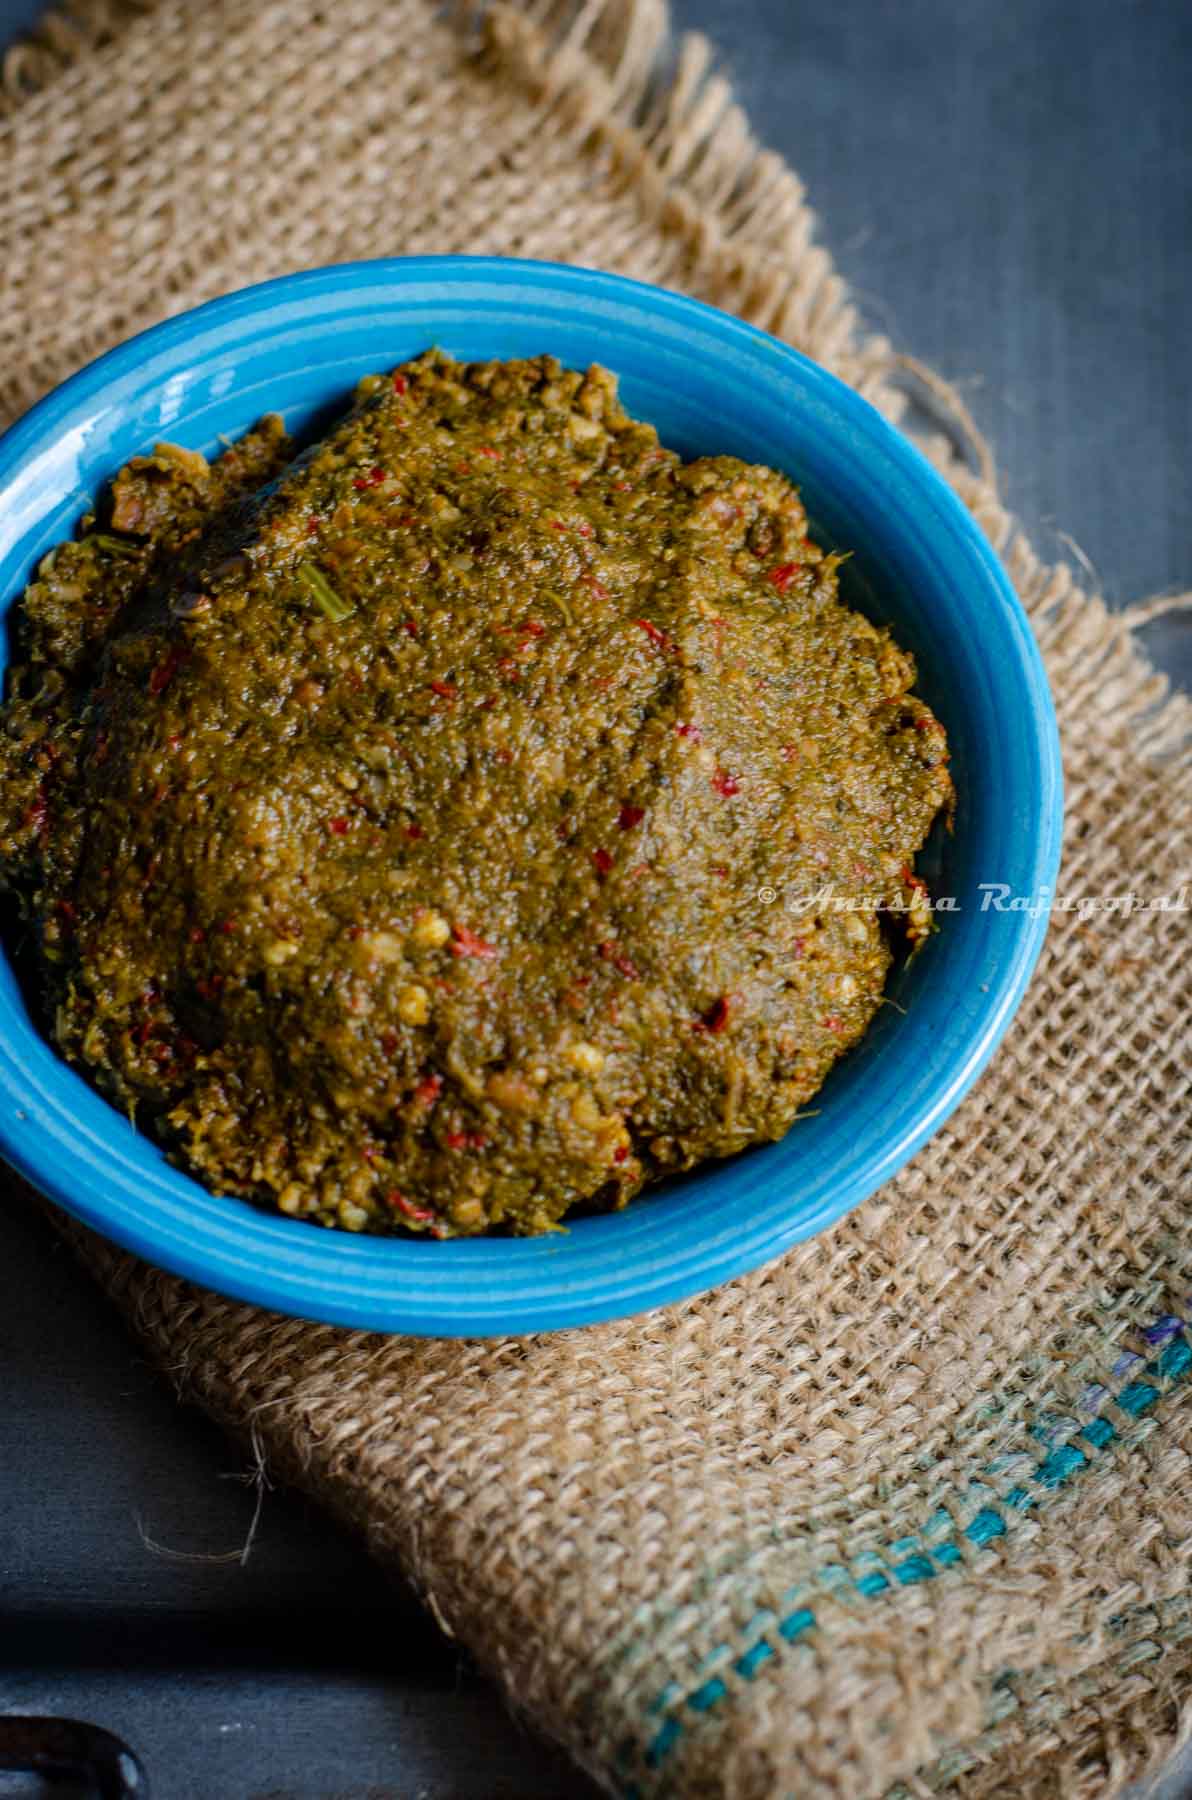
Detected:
[{"left": 1, "top": 2, "right": 1189, "bottom": 1796}]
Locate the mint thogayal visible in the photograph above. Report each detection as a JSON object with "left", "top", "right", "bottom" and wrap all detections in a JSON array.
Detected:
[{"left": 0, "top": 353, "right": 951, "bottom": 1236}]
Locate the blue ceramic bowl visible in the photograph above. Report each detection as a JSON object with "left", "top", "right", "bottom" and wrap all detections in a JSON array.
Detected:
[{"left": 0, "top": 258, "right": 1062, "bottom": 1335}]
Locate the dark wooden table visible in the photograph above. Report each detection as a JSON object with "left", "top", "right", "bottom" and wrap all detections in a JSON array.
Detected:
[{"left": 1, "top": 2, "right": 1188, "bottom": 1794}]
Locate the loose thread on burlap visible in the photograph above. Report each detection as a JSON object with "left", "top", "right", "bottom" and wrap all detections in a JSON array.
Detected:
[
  {"left": 624, "top": 1304, "right": 1192, "bottom": 1785},
  {"left": 0, "top": 0, "right": 150, "bottom": 107}
]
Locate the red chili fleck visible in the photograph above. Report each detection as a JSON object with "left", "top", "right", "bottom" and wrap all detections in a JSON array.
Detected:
[
  {"left": 353, "top": 465, "right": 387, "bottom": 490},
  {"left": 392, "top": 373, "right": 408, "bottom": 394},
  {"left": 56, "top": 898, "right": 77, "bottom": 925},
  {"left": 592, "top": 846, "right": 614, "bottom": 875},
  {"left": 823, "top": 1015, "right": 844, "bottom": 1033},
  {"left": 522, "top": 618, "right": 546, "bottom": 637},
  {"left": 167, "top": 734, "right": 183, "bottom": 752},
  {"left": 148, "top": 643, "right": 189, "bottom": 696},
  {"left": 414, "top": 1073, "right": 443, "bottom": 1108},
  {"left": 617, "top": 803, "right": 645, "bottom": 831},
  {"left": 613, "top": 1145, "right": 630, "bottom": 1164},
  {"left": 429, "top": 679, "right": 457, "bottom": 699},
  {"left": 22, "top": 791, "right": 48, "bottom": 833},
  {"left": 576, "top": 522, "right": 594, "bottom": 538},
  {"left": 220, "top": 918, "right": 237, "bottom": 934},
  {"left": 675, "top": 721, "right": 703, "bottom": 742},
  {"left": 402, "top": 620, "right": 418, "bottom": 638},
  {"left": 585, "top": 575, "right": 610, "bottom": 601},
  {"left": 780, "top": 744, "right": 799, "bottom": 761},
  {"left": 306, "top": 518, "right": 320, "bottom": 537},
  {"left": 711, "top": 865, "right": 729, "bottom": 879},
  {"left": 328, "top": 816, "right": 351, "bottom": 835},
  {"left": 404, "top": 822, "right": 424, "bottom": 840},
  {"left": 444, "top": 1130, "right": 488, "bottom": 1151},
  {"left": 612, "top": 479, "right": 632, "bottom": 491},
  {"left": 474, "top": 446, "right": 502, "bottom": 461},
  {"left": 189, "top": 926, "right": 206, "bottom": 945},
  {"left": 767, "top": 562, "right": 800, "bottom": 594},
  {"left": 451, "top": 924, "right": 498, "bottom": 959},
  {"left": 712, "top": 770, "right": 741, "bottom": 797},
  {"left": 635, "top": 618, "right": 676, "bottom": 652},
  {"left": 386, "top": 1190, "right": 435, "bottom": 1223},
  {"left": 549, "top": 519, "right": 566, "bottom": 531},
  {"left": 697, "top": 996, "right": 731, "bottom": 1034},
  {"left": 380, "top": 1030, "right": 399, "bottom": 1056},
  {"left": 598, "top": 941, "right": 640, "bottom": 980},
  {"left": 791, "top": 938, "right": 806, "bottom": 958},
  {"left": 497, "top": 657, "right": 521, "bottom": 680},
  {"left": 494, "top": 747, "right": 513, "bottom": 765}
]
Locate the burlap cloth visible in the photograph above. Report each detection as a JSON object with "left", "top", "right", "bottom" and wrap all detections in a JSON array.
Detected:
[{"left": 3, "top": 3, "right": 1190, "bottom": 1795}]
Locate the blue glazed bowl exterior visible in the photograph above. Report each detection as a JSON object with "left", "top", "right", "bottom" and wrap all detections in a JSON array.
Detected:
[{"left": 0, "top": 259, "right": 1062, "bottom": 1335}]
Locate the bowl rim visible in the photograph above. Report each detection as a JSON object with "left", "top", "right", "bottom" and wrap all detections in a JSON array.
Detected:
[{"left": 0, "top": 255, "right": 1063, "bottom": 1335}]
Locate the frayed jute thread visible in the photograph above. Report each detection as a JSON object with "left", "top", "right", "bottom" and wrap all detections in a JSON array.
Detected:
[
  {"left": 2, "top": 2, "right": 1189, "bottom": 1797},
  {"left": 0, "top": 0, "right": 151, "bottom": 105}
]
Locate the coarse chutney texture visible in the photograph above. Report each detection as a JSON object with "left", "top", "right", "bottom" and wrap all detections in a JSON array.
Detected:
[{"left": 0, "top": 352, "right": 952, "bottom": 1237}]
